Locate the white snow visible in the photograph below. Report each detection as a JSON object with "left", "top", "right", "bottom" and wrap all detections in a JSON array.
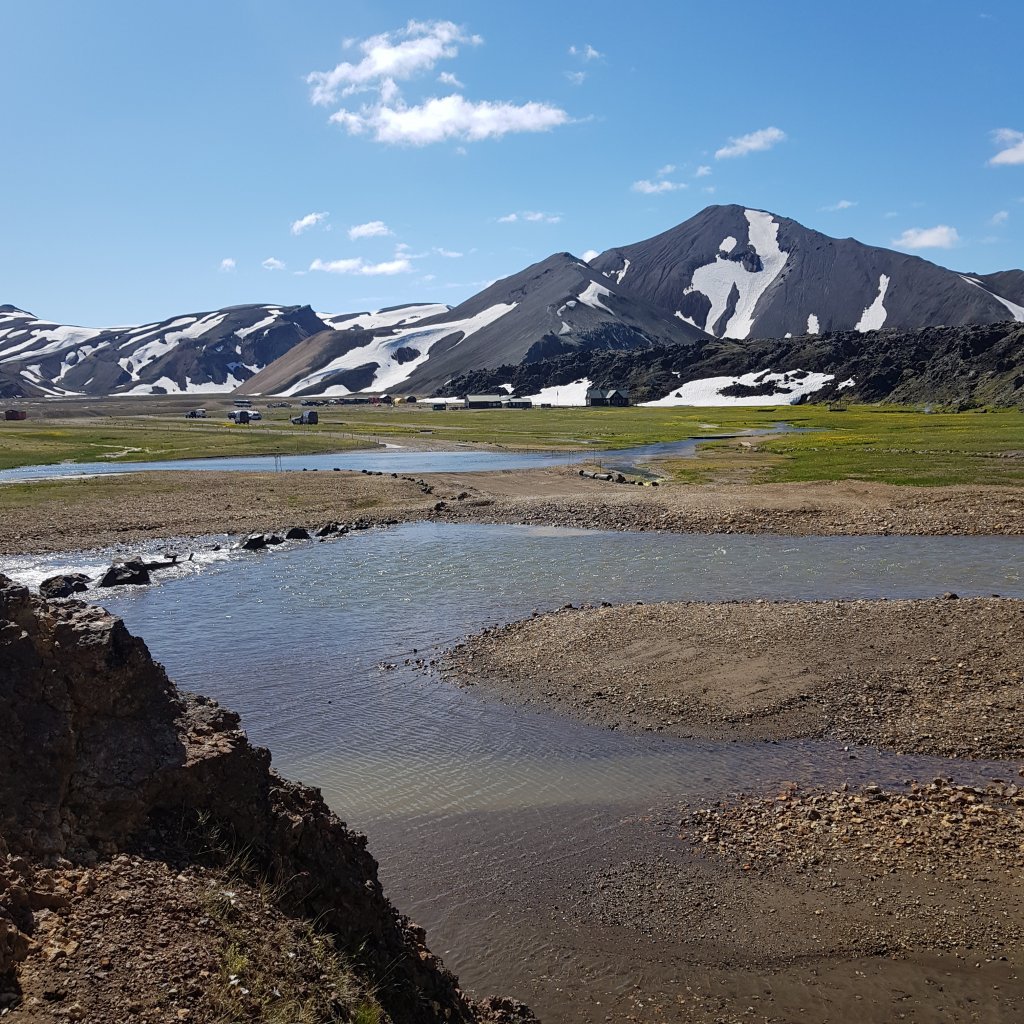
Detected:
[
  {"left": 578, "top": 281, "right": 614, "bottom": 314},
  {"left": 855, "top": 274, "right": 890, "bottom": 332},
  {"left": 960, "top": 276, "right": 1024, "bottom": 322},
  {"left": 684, "top": 210, "right": 789, "bottom": 339},
  {"left": 235, "top": 310, "right": 282, "bottom": 339},
  {"left": 807, "top": 314, "right": 820, "bottom": 335},
  {"left": 278, "top": 302, "right": 517, "bottom": 396},
  {"left": 121, "top": 373, "right": 248, "bottom": 396},
  {"left": 837, "top": 378, "right": 855, "bottom": 390},
  {"left": 558, "top": 320, "right": 572, "bottom": 336},
  {"left": 719, "top": 236, "right": 738, "bottom": 254},
  {"left": 319, "top": 304, "right": 449, "bottom": 331},
  {"left": 615, "top": 259, "right": 631, "bottom": 285},
  {"left": 674, "top": 310, "right": 700, "bottom": 329},
  {"left": 520, "top": 378, "right": 592, "bottom": 407},
  {"left": 498, "top": 383, "right": 514, "bottom": 393},
  {"left": 641, "top": 369, "right": 835, "bottom": 407},
  {"left": 0, "top": 320, "right": 104, "bottom": 363}
]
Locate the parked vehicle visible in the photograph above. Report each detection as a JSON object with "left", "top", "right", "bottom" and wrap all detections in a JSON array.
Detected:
[
  {"left": 184, "top": 408, "right": 207, "bottom": 418},
  {"left": 227, "top": 410, "right": 250, "bottom": 424},
  {"left": 247, "top": 410, "right": 262, "bottom": 421},
  {"left": 291, "top": 410, "right": 318, "bottom": 425}
]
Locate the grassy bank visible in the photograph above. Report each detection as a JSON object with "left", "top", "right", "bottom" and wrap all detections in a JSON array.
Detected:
[{"left": 662, "top": 405, "right": 1024, "bottom": 487}]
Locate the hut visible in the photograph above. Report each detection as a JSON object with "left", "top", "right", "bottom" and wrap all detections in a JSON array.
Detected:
[
  {"left": 4, "top": 409, "right": 28, "bottom": 421},
  {"left": 585, "top": 387, "right": 630, "bottom": 407},
  {"left": 463, "top": 394, "right": 505, "bottom": 409}
]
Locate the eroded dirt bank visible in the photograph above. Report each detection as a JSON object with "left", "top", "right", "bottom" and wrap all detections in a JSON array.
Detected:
[
  {"left": 2, "top": 468, "right": 1023, "bottom": 554},
  {"left": 444, "top": 597, "right": 1024, "bottom": 760},
  {"left": 0, "top": 576, "right": 532, "bottom": 1023}
]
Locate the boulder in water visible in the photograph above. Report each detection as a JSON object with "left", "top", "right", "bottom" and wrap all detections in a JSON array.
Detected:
[
  {"left": 98, "top": 560, "right": 151, "bottom": 588},
  {"left": 38, "top": 573, "right": 91, "bottom": 599}
]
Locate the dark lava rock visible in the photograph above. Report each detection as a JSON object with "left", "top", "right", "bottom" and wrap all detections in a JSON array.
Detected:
[
  {"left": 98, "top": 560, "right": 151, "bottom": 588},
  {"left": 285, "top": 527, "right": 311, "bottom": 540},
  {"left": 240, "top": 534, "right": 269, "bottom": 551},
  {"left": 38, "top": 573, "right": 91, "bottom": 599},
  {"left": 264, "top": 534, "right": 285, "bottom": 546}
]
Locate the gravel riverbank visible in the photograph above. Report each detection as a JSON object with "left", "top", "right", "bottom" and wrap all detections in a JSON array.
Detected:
[{"left": 444, "top": 597, "right": 1024, "bottom": 760}]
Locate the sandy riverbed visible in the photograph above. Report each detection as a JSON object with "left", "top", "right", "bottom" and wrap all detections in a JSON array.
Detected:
[{"left": 2, "top": 466, "right": 1023, "bottom": 554}]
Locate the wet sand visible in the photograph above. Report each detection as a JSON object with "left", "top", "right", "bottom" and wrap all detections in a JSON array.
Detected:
[{"left": 443, "top": 597, "right": 1024, "bottom": 761}]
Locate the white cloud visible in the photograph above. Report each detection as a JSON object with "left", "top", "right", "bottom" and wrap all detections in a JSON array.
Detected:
[
  {"left": 715, "top": 126, "right": 787, "bottom": 159},
  {"left": 632, "top": 178, "right": 686, "bottom": 194},
  {"left": 329, "top": 94, "right": 570, "bottom": 145},
  {"left": 309, "top": 21, "right": 569, "bottom": 146},
  {"left": 437, "top": 71, "right": 464, "bottom": 88},
  {"left": 892, "top": 225, "right": 960, "bottom": 250},
  {"left": 581, "top": 249, "right": 599, "bottom": 262},
  {"left": 307, "top": 20, "right": 479, "bottom": 104},
  {"left": 694, "top": 165, "right": 712, "bottom": 177},
  {"left": 569, "top": 44, "right": 603, "bottom": 60},
  {"left": 499, "top": 210, "right": 560, "bottom": 223},
  {"left": 309, "top": 256, "right": 413, "bottom": 276},
  {"left": 262, "top": 257, "right": 286, "bottom": 270},
  {"left": 656, "top": 164, "right": 676, "bottom": 177},
  {"left": 565, "top": 71, "right": 587, "bottom": 86},
  {"left": 990, "top": 209, "right": 1009, "bottom": 225},
  {"left": 821, "top": 199, "right": 856, "bottom": 212},
  {"left": 291, "top": 211, "right": 329, "bottom": 235},
  {"left": 218, "top": 258, "right": 236, "bottom": 272},
  {"left": 348, "top": 220, "right": 393, "bottom": 241},
  {"left": 883, "top": 211, "right": 900, "bottom": 219},
  {"left": 989, "top": 128, "right": 1024, "bottom": 166},
  {"left": 434, "top": 247, "right": 463, "bottom": 258}
]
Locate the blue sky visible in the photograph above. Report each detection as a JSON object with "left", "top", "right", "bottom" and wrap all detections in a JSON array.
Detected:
[{"left": 4, "top": 0, "right": 1023, "bottom": 325}]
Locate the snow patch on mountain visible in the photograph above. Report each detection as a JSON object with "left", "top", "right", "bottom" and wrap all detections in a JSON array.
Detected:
[
  {"left": 278, "top": 302, "right": 517, "bottom": 396},
  {"left": 319, "top": 304, "right": 450, "bottom": 331},
  {"left": 641, "top": 368, "right": 836, "bottom": 407},
  {"left": 683, "top": 210, "right": 789, "bottom": 339},
  {"left": 578, "top": 281, "right": 614, "bottom": 314},
  {"left": 615, "top": 259, "right": 630, "bottom": 285},
  {"left": 855, "top": 274, "right": 890, "bottom": 332},
  {"left": 807, "top": 314, "right": 820, "bottom": 335},
  {"left": 960, "top": 276, "right": 1024, "bottom": 322},
  {"left": 521, "top": 377, "right": 592, "bottom": 406},
  {"left": 719, "top": 236, "right": 738, "bottom": 253}
]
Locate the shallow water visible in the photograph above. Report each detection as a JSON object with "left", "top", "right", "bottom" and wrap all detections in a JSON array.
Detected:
[{"left": 4, "top": 523, "right": 1021, "bottom": 1015}]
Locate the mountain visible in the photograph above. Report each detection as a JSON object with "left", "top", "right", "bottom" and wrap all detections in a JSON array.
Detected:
[
  {"left": 239, "top": 253, "right": 711, "bottom": 398},
  {"left": 0, "top": 303, "right": 332, "bottom": 397},
  {"left": 3, "top": 205, "right": 1022, "bottom": 401},
  {"left": 589, "top": 205, "right": 1024, "bottom": 340},
  {"left": 443, "top": 320, "right": 1024, "bottom": 408}
]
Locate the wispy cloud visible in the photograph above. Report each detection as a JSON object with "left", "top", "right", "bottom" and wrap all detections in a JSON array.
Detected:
[
  {"left": 715, "top": 126, "right": 786, "bottom": 160},
  {"left": 892, "top": 225, "right": 960, "bottom": 250},
  {"left": 989, "top": 128, "right": 1024, "bottom": 166},
  {"left": 498, "top": 211, "right": 561, "bottom": 224},
  {"left": 565, "top": 71, "right": 587, "bottom": 86},
  {"left": 434, "top": 247, "right": 463, "bottom": 258},
  {"left": 656, "top": 164, "right": 676, "bottom": 177},
  {"left": 569, "top": 44, "right": 603, "bottom": 60},
  {"left": 262, "top": 257, "right": 286, "bottom": 270},
  {"left": 821, "top": 199, "right": 856, "bottom": 212},
  {"left": 581, "top": 249, "right": 599, "bottom": 262},
  {"left": 309, "top": 256, "right": 413, "bottom": 276},
  {"left": 348, "top": 220, "right": 393, "bottom": 241},
  {"left": 308, "top": 21, "right": 570, "bottom": 145},
  {"left": 694, "top": 165, "right": 712, "bottom": 178},
  {"left": 990, "top": 209, "right": 1010, "bottom": 226},
  {"left": 218, "top": 258, "right": 236, "bottom": 272},
  {"left": 632, "top": 178, "right": 686, "bottom": 195},
  {"left": 290, "top": 211, "right": 329, "bottom": 235}
]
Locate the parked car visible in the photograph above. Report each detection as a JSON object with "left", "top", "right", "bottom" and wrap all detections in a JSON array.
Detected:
[
  {"left": 247, "top": 409, "right": 262, "bottom": 421},
  {"left": 184, "top": 408, "right": 206, "bottom": 418},
  {"left": 291, "top": 410, "right": 318, "bottom": 425}
]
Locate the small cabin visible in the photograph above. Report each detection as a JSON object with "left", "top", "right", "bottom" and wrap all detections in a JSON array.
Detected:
[
  {"left": 4, "top": 409, "right": 28, "bottom": 421},
  {"left": 503, "top": 398, "right": 533, "bottom": 409},
  {"left": 585, "top": 387, "right": 630, "bottom": 407},
  {"left": 464, "top": 394, "right": 505, "bottom": 409}
]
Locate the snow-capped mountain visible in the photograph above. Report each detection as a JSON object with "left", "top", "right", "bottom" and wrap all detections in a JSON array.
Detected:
[
  {"left": 0, "top": 303, "right": 331, "bottom": 397},
  {"left": 3, "top": 205, "right": 1022, "bottom": 400},
  {"left": 240, "top": 253, "right": 710, "bottom": 398},
  {"left": 589, "top": 205, "right": 1024, "bottom": 339}
]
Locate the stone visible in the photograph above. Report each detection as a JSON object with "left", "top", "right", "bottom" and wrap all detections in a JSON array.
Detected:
[
  {"left": 284, "top": 527, "right": 310, "bottom": 541},
  {"left": 38, "top": 574, "right": 91, "bottom": 599},
  {"left": 97, "top": 560, "right": 151, "bottom": 588}
]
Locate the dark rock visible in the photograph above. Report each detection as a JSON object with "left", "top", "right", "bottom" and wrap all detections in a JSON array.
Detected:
[
  {"left": 38, "top": 573, "right": 91, "bottom": 599},
  {"left": 240, "top": 533, "right": 269, "bottom": 550},
  {"left": 264, "top": 534, "right": 285, "bottom": 546},
  {"left": 97, "top": 560, "right": 150, "bottom": 588},
  {"left": 285, "top": 527, "right": 311, "bottom": 540}
]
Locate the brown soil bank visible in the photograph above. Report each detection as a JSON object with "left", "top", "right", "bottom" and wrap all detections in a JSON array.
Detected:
[
  {"left": 2, "top": 471, "right": 1023, "bottom": 555},
  {"left": 445, "top": 597, "right": 1024, "bottom": 760},
  {"left": 0, "top": 576, "right": 532, "bottom": 1024}
]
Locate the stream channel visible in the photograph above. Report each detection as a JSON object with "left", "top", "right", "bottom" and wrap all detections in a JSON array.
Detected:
[{"left": 3, "top": 522, "right": 1023, "bottom": 1020}]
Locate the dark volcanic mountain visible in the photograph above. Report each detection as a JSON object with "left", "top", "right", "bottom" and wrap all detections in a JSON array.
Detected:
[
  {"left": 0, "top": 303, "right": 332, "bottom": 396},
  {"left": 239, "top": 253, "right": 710, "bottom": 397},
  {"left": 590, "top": 205, "right": 1024, "bottom": 340},
  {"left": 444, "top": 320, "right": 1024, "bottom": 408},
  {"left": 3, "top": 205, "right": 1022, "bottom": 400}
]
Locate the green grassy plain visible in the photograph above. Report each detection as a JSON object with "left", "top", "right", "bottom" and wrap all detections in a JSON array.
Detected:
[{"left": 1, "top": 399, "right": 1022, "bottom": 486}]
